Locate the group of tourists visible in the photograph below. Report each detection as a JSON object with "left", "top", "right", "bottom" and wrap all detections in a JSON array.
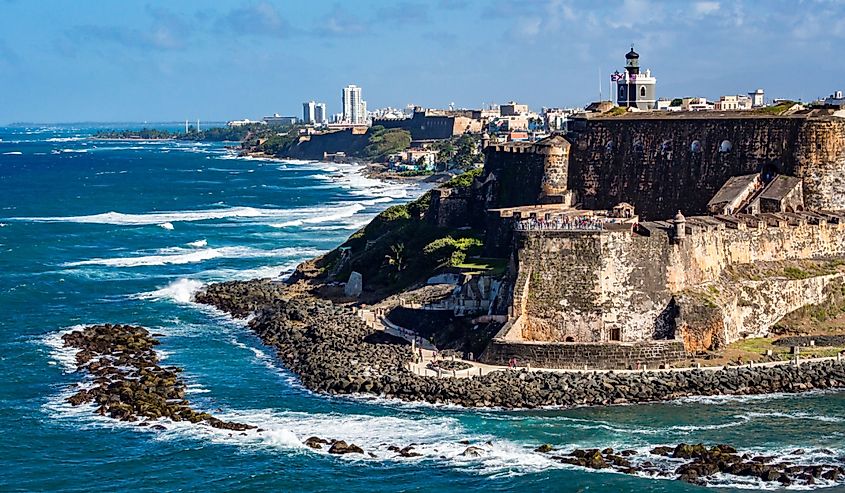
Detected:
[{"left": 515, "top": 215, "right": 605, "bottom": 231}]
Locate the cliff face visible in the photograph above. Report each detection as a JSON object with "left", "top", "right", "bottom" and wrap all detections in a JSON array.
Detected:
[{"left": 567, "top": 115, "right": 845, "bottom": 219}]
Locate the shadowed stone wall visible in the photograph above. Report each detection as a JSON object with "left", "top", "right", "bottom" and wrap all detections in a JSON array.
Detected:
[
  {"left": 567, "top": 115, "right": 845, "bottom": 219},
  {"left": 480, "top": 339, "right": 686, "bottom": 370}
]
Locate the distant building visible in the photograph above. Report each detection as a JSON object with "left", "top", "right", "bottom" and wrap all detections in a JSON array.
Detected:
[
  {"left": 612, "top": 46, "right": 657, "bottom": 110},
  {"left": 822, "top": 90, "right": 845, "bottom": 107},
  {"left": 748, "top": 88, "right": 765, "bottom": 108},
  {"left": 686, "top": 98, "right": 714, "bottom": 111},
  {"left": 226, "top": 119, "right": 264, "bottom": 127},
  {"left": 303, "top": 101, "right": 327, "bottom": 125},
  {"left": 314, "top": 103, "right": 327, "bottom": 124},
  {"left": 373, "top": 108, "right": 483, "bottom": 141},
  {"left": 342, "top": 84, "right": 367, "bottom": 125},
  {"left": 500, "top": 102, "right": 529, "bottom": 117},
  {"left": 655, "top": 99, "right": 673, "bottom": 111},
  {"left": 263, "top": 114, "right": 297, "bottom": 126},
  {"left": 714, "top": 95, "right": 752, "bottom": 111},
  {"left": 542, "top": 107, "right": 580, "bottom": 131},
  {"left": 303, "top": 101, "right": 316, "bottom": 124}
]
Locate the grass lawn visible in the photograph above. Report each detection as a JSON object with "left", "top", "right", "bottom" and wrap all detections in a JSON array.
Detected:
[{"left": 454, "top": 257, "right": 507, "bottom": 276}]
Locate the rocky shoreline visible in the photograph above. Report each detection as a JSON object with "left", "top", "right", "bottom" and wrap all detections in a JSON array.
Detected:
[
  {"left": 538, "top": 443, "right": 845, "bottom": 487},
  {"left": 62, "top": 324, "right": 255, "bottom": 430},
  {"left": 194, "top": 279, "right": 845, "bottom": 409}
]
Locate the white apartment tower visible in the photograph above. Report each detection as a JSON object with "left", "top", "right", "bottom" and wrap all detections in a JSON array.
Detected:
[
  {"left": 302, "top": 101, "right": 316, "bottom": 124},
  {"left": 342, "top": 84, "right": 367, "bottom": 124}
]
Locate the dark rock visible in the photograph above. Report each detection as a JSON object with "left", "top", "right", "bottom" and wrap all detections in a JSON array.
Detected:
[
  {"left": 328, "top": 440, "right": 364, "bottom": 455},
  {"left": 650, "top": 446, "right": 673, "bottom": 456},
  {"left": 304, "top": 436, "right": 329, "bottom": 449},
  {"left": 461, "top": 446, "right": 485, "bottom": 457}
]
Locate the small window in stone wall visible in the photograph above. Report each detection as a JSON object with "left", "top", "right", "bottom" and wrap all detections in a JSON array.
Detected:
[
  {"left": 690, "top": 140, "right": 702, "bottom": 153},
  {"left": 565, "top": 336, "right": 574, "bottom": 343},
  {"left": 720, "top": 139, "right": 733, "bottom": 153},
  {"left": 640, "top": 87, "right": 646, "bottom": 97},
  {"left": 610, "top": 328, "right": 621, "bottom": 341}
]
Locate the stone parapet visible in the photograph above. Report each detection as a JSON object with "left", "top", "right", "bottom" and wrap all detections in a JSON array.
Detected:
[{"left": 480, "top": 338, "right": 687, "bottom": 370}]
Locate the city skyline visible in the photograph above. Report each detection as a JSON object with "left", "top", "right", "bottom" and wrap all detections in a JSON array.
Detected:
[{"left": 2, "top": 0, "right": 845, "bottom": 123}]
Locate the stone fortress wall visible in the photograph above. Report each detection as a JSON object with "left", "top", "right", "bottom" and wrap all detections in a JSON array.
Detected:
[
  {"left": 472, "top": 111, "right": 845, "bottom": 369},
  {"left": 482, "top": 213, "right": 845, "bottom": 369},
  {"left": 477, "top": 113, "right": 845, "bottom": 219},
  {"left": 509, "top": 213, "right": 845, "bottom": 342}
]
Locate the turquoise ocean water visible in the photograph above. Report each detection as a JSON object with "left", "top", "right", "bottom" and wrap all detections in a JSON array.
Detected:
[{"left": 1, "top": 125, "right": 844, "bottom": 492}]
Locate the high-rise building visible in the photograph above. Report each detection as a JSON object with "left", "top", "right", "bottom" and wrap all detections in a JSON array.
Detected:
[
  {"left": 314, "top": 103, "right": 327, "bottom": 124},
  {"left": 342, "top": 84, "right": 367, "bottom": 124},
  {"left": 303, "top": 101, "right": 316, "bottom": 124}
]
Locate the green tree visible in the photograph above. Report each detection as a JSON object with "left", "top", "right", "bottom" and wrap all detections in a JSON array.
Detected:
[
  {"left": 384, "top": 242, "right": 406, "bottom": 280},
  {"left": 363, "top": 126, "right": 411, "bottom": 161}
]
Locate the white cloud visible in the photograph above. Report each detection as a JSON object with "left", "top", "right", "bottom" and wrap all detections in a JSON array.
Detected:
[{"left": 693, "top": 1, "right": 721, "bottom": 15}]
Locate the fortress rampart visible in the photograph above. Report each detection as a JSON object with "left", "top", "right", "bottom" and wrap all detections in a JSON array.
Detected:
[
  {"left": 481, "top": 112, "right": 845, "bottom": 220},
  {"left": 480, "top": 211, "right": 845, "bottom": 368}
]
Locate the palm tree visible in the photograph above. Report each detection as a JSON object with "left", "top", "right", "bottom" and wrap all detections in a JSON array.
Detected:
[{"left": 385, "top": 243, "right": 406, "bottom": 277}]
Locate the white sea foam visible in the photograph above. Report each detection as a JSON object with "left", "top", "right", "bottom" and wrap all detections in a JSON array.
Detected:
[
  {"left": 60, "top": 148, "right": 88, "bottom": 153},
  {"left": 45, "top": 137, "right": 86, "bottom": 142},
  {"left": 187, "top": 239, "right": 207, "bottom": 248},
  {"left": 159, "top": 222, "right": 175, "bottom": 230},
  {"left": 12, "top": 205, "right": 356, "bottom": 226},
  {"left": 2, "top": 151, "right": 22, "bottom": 155},
  {"left": 270, "top": 203, "right": 365, "bottom": 228},
  {"left": 140, "top": 278, "right": 205, "bottom": 303},
  {"left": 41, "top": 325, "right": 88, "bottom": 373},
  {"left": 64, "top": 246, "right": 321, "bottom": 268},
  {"left": 195, "top": 261, "right": 303, "bottom": 281}
]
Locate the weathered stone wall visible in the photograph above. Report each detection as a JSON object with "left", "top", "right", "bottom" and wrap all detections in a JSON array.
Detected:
[
  {"left": 480, "top": 338, "right": 686, "bottom": 370},
  {"left": 373, "top": 113, "right": 480, "bottom": 141},
  {"left": 482, "top": 146, "right": 548, "bottom": 208},
  {"left": 670, "top": 219, "right": 845, "bottom": 289},
  {"left": 508, "top": 218, "right": 845, "bottom": 350},
  {"left": 566, "top": 115, "right": 845, "bottom": 219},
  {"left": 283, "top": 129, "right": 368, "bottom": 160},
  {"left": 794, "top": 119, "right": 845, "bottom": 211},
  {"left": 513, "top": 231, "right": 604, "bottom": 342}
]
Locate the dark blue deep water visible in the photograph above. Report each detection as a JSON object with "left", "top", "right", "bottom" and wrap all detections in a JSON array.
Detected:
[{"left": 2, "top": 125, "right": 844, "bottom": 492}]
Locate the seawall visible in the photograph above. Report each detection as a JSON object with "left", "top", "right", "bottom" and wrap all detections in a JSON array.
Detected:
[{"left": 196, "top": 279, "right": 845, "bottom": 409}]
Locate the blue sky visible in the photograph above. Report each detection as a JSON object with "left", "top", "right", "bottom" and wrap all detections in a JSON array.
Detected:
[{"left": 1, "top": 0, "right": 843, "bottom": 123}]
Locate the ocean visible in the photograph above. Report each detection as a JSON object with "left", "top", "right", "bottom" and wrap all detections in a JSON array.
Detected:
[{"left": 1, "top": 125, "right": 844, "bottom": 492}]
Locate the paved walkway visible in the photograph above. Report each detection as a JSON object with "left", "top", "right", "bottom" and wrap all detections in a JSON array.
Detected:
[{"left": 355, "top": 308, "right": 845, "bottom": 379}]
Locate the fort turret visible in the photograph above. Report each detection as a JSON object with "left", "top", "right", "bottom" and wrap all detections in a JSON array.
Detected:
[{"left": 673, "top": 210, "right": 686, "bottom": 243}]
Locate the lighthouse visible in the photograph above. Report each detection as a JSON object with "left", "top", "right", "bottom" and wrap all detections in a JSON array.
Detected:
[{"left": 612, "top": 45, "right": 657, "bottom": 110}]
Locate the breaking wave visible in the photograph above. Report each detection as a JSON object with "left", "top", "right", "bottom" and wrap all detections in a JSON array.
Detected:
[{"left": 63, "top": 246, "right": 322, "bottom": 268}]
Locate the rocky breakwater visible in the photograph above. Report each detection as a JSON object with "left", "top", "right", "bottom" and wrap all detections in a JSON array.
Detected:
[
  {"left": 535, "top": 443, "right": 845, "bottom": 488},
  {"left": 195, "top": 280, "right": 845, "bottom": 409},
  {"left": 63, "top": 324, "right": 255, "bottom": 431}
]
